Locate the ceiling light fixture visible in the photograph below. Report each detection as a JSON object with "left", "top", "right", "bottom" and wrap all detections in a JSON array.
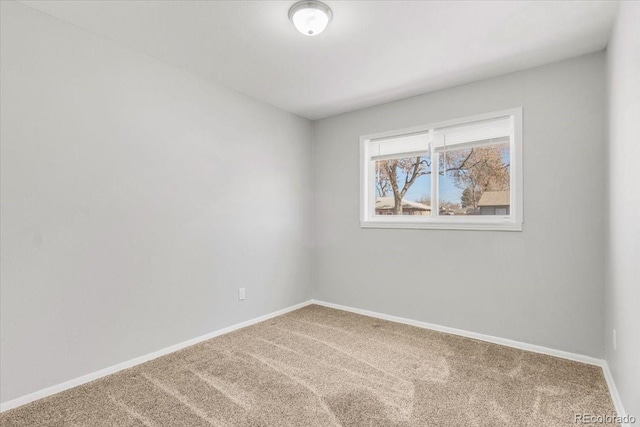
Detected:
[{"left": 288, "top": 0, "right": 332, "bottom": 37}]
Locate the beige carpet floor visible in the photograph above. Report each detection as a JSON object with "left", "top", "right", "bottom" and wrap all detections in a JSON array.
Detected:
[{"left": 1, "top": 305, "right": 617, "bottom": 426}]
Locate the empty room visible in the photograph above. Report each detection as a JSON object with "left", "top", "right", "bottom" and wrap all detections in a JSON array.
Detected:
[{"left": 1, "top": 0, "right": 638, "bottom": 426}]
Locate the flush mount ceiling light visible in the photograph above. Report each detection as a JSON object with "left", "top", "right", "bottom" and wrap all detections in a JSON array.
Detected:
[{"left": 288, "top": 0, "right": 333, "bottom": 36}]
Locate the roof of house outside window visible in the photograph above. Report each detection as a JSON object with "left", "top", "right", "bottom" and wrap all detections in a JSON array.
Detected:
[
  {"left": 375, "top": 197, "right": 431, "bottom": 211},
  {"left": 477, "top": 191, "right": 510, "bottom": 207}
]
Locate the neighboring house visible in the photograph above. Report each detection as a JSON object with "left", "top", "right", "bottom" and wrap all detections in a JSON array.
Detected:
[
  {"left": 477, "top": 190, "right": 510, "bottom": 215},
  {"left": 376, "top": 197, "right": 431, "bottom": 215}
]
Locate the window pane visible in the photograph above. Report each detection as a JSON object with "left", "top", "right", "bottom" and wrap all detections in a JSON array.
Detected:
[
  {"left": 374, "top": 154, "right": 431, "bottom": 216},
  {"left": 438, "top": 142, "right": 510, "bottom": 216}
]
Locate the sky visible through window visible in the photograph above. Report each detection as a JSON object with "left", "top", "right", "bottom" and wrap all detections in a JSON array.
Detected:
[{"left": 402, "top": 173, "right": 459, "bottom": 203}]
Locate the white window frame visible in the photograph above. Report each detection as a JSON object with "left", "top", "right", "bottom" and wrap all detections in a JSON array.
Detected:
[{"left": 360, "top": 108, "right": 523, "bottom": 231}]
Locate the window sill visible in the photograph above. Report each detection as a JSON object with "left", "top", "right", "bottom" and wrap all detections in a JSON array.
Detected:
[{"left": 360, "top": 220, "right": 523, "bottom": 231}]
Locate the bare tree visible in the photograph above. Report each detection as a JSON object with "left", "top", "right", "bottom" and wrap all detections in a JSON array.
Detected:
[
  {"left": 445, "top": 144, "right": 510, "bottom": 210},
  {"left": 417, "top": 195, "right": 431, "bottom": 206},
  {"left": 439, "top": 201, "right": 461, "bottom": 213},
  {"left": 376, "top": 157, "right": 430, "bottom": 214},
  {"left": 375, "top": 163, "right": 392, "bottom": 197},
  {"left": 461, "top": 187, "right": 481, "bottom": 210}
]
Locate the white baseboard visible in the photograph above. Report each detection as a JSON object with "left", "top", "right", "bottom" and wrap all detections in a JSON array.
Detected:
[
  {"left": 601, "top": 361, "right": 630, "bottom": 426},
  {"left": 2, "top": 298, "right": 628, "bottom": 422},
  {"left": 0, "top": 300, "right": 314, "bottom": 413},
  {"left": 312, "top": 299, "right": 602, "bottom": 365},
  {"left": 311, "top": 299, "right": 627, "bottom": 419}
]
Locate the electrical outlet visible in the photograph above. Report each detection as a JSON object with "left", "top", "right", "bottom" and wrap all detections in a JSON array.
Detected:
[
  {"left": 613, "top": 329, "right": 617, "bottom": 351},
  {"left": 238, "top": 287, "right": 245, "bottom": 301}
]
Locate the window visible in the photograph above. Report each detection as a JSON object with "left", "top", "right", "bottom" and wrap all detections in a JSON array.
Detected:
[{"left": 360, "top": 108, "right": 523, "bottom": 231}]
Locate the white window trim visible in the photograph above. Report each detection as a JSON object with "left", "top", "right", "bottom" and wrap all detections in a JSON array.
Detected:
[{"left": 360, "top": 108, "right": 523, "bottom": 231}]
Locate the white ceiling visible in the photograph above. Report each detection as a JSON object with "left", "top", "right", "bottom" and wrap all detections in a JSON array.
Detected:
[{"left": 19, "top": 0, "right": 618, "bottom": 120}]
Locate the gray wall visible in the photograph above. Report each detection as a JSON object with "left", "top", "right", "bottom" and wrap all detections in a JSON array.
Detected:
[
  {"left": 0, "top": 1, "right": 312, "bottom": 403},
  {"left": 606, "top": 1, "right": 640, "bottom": 418},
  {"left": 312, "top": 52, "right": 607, "bottom": 358}
]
